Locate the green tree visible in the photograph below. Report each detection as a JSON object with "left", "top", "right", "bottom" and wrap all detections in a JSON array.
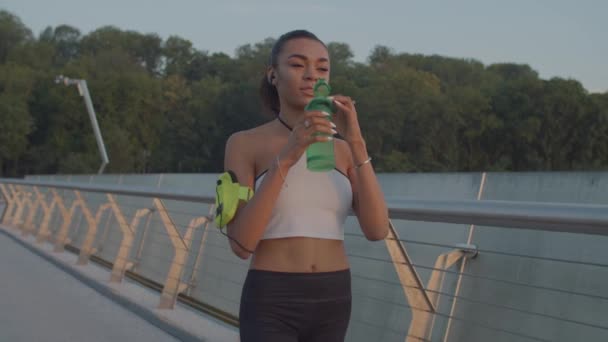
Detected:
[
  {"left": 39, "top": 24, "right": 81, "bottom": 66},
  {"left": 0, "top": 63, "right": 35, "bottom": 176},
  {"left": 1, "top": 11, "right": 607, "bottom": 176},
  {"left": 0, "top": 10, "right": 33, "bottom": 63}
]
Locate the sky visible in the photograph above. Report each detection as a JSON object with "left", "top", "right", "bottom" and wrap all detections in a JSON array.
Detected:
[{"left": 1, "top": 0, "right": 606, "bottom": 93}]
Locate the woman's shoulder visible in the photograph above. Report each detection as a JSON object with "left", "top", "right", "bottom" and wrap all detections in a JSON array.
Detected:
[{"left": 225, "top": 121, "right": 276, "bottom": 151}]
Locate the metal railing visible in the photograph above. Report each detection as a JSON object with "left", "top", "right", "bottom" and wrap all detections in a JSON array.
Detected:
[
  {"left": 4, "top": 178, "right": 607, "bottom": 233},
  {"left": 1, "top": 177, "right": 608, "bottom": 342}
]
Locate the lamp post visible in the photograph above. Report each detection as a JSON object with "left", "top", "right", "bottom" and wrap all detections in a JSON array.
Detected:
[{"left": 55, "top": 75, "right": 109, "bottom": 174}]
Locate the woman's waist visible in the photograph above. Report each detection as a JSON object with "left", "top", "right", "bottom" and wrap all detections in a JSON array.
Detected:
[
  {"left": 262, "top": 211, "right": 347, "bottom": 240},
  {"left": 251, "top": 237, "right": 349, "bottom": 273}
]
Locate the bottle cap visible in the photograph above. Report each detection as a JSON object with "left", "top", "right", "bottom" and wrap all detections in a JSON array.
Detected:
[{"left": 314, "top": 78, "right": 331, "bottom": 97}]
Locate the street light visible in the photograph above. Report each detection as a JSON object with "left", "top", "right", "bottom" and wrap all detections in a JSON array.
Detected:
[{"left": 55, "top": 75, "right": 109, "bottom": 174}]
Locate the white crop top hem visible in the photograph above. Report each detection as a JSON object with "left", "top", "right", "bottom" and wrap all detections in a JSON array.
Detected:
[{"left": 261, "top": 231, "right": 344, "bottom": 241}]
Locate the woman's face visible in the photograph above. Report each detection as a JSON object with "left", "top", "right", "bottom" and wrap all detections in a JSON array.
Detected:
[{"left": 270, "top": 38, "right": 330, "bottom": 111}]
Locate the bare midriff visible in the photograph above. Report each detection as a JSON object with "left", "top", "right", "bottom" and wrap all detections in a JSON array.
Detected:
[{"left": 250, "top": 237, "right": 350, "bottom": 273}]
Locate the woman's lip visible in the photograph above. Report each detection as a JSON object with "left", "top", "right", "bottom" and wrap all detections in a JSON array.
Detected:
[{"left": 301, "top": 89, "right": 314, "bottom": 96}]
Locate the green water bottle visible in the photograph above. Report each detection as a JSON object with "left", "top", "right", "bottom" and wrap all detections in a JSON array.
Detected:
[{"left": 305, "top": 79, "right": 336, "bottom": 172}]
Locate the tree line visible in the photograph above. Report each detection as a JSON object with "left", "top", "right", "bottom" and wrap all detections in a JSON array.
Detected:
[{"left": 1, "top": 10, "right": 607, "bottom": 177}]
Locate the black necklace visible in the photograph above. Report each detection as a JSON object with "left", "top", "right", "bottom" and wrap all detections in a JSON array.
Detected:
[{"left": 277, "top": 115, "right": 293, "bottom": 131}]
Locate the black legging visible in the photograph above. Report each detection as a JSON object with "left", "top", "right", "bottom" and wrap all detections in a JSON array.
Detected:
[{"left": 239, "top": 269, "right": 352, "bottom": 342}]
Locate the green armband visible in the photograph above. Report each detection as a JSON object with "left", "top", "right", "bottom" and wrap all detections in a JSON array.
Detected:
[{"left": 214, "top": 171, "right": 254, "bottom": 229}]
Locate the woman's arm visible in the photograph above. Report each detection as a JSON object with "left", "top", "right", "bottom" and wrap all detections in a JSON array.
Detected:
[
  {"left": 223, "top": 131, "right": 288, "bottom": 259},
  {"left": 347, "top": 140, "right": 389, "bottom": 240},
  {"left": 331, "top": 96, "right": 389, "bottom": 240}
]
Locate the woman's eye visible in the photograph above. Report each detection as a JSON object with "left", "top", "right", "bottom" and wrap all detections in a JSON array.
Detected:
[
  {"left": 291, "top": 64, "right": 303, "bottom": 68},
  {"left": 318, "top": 68, "right": 329, "bottom": 72}
]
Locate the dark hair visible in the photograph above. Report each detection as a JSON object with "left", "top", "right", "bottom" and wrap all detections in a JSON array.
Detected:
[{"left": 260, "top": 30, "right": 327, "bottom": 116}]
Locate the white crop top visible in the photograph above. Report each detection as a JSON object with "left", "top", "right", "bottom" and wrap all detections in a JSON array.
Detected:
[{"left": 254, "top": 155, "right": 353, "bottom": 240}]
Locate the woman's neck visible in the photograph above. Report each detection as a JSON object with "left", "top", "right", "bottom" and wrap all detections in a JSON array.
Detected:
[{"left": 277, "top": 107, "right": 306, "bottom": 130}]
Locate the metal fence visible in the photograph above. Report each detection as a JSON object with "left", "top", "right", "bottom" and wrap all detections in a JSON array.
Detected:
[{"left": 1, "top": 176, "right": 607, "bottom": 342}]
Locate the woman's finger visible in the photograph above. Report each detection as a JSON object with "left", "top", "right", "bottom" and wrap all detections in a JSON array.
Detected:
[
  {"left": 310, "top": 123, "right": 336, "bottom": 135},
  {"left": 304, "top": 119, "right": 311, "bottom": 129},
  {"left": 307, "top": 116, "right": 333, "bottom": 126},
  {"left": 332, "top": 95, "right": 355, "bottom": 109},
  {"left": 297, "top": 112, "right": 329, "bottom": 130},
  {"left": 333, "top": 98, "right": 351, "bottom": 112},
  {"left": 312, "top": 134, "right": 333, "bottom": 143},
  {"left": 305, "top": 111, "right": 332, "bottom": 119}
]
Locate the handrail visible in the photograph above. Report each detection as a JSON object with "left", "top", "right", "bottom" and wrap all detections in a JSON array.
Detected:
[
  {"left": 0, "top": 178, "right": 215, "bottom": 203},
  {"left": 2, "top": 178, "right": 607, "bottom": 236},
  {"left": 387, "top": 198, "right": 608, "bottom": 236}
]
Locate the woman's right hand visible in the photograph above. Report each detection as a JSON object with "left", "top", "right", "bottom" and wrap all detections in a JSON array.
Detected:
[{"left": 277, "top": 111, "right": 337, "bottom": 168}]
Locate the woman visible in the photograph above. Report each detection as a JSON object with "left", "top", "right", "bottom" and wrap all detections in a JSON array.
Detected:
[{"left": 223, "top": 29, "right": 389, "bottom": 342}]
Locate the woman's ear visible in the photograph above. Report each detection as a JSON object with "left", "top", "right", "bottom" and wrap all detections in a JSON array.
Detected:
[{"left": 267, "top": 67, "right": 277, "bottom": 85}]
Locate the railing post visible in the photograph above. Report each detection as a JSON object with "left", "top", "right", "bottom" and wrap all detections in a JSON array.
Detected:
[
  {"left": 384, "top": 219, "right": 436, "bottom": 342},
  {"left": 22, "top": 186, "right": 42, "bottom": 236},
  {"left": 442, "top": 172, "right": 487, "bottom": 342},
  {"left": 385, "top": 217, "right": 478, "bottom": 342},
  {"left": 108, "top": 194, "right": 149, "bottom": 283},
  {"left": 10, "top": 185, "right": 27, "bottom": 228},
  {"left": 186, "top": 204, "right": 215, "bottom": 296},
  {"left": 0, "top": 184, "right": 15, "bottom": 224},
  {"left": 35, "top": 189, "right": 57, "bottom": 244},
  {"left": 53, "top": 190, "right": 80, "bottom": 252},
  {"left": 16, "top": 192, "right": 33, "bottom": 232},
  {"left": 76, "top": 194, "right": 111, "bottom": 265},
  {"left": 154, "top": 198, "right": 207, "bottom": 309},
  {"left": 132, "top": 209, "right": 155, "bottom": 271},
  {"left": 410, "top": 249, "right": 467, "bottom": 340}
]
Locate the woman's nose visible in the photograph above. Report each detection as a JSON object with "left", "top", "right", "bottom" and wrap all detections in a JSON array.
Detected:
[{"left": 303, "top": 66, "right": 319, "bottom": 81}]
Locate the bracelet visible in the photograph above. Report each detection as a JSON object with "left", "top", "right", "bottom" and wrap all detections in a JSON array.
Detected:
[
  {"left": 276, "top": 156, "right": 288, "bottom": 187},
  {"left": 354, "top": 156, "right": 372, "bottom": 170}
]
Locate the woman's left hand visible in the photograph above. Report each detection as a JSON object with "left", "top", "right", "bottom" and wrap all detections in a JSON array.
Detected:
[{"left": 331, "top": 95, "right": 364, "bottom": 145}]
